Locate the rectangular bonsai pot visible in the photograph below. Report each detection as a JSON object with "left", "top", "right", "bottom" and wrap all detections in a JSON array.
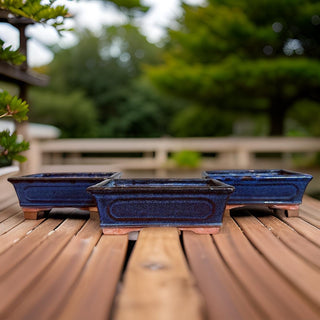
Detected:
[
  {"left": 202, "top": 169, "right": 312, "bottom": 205},
  {"left": 8, "top": 172, "right": 121, "bottom": 209},
  {"left": 87, "top": 178, "right": 234, "bottom": 229}
]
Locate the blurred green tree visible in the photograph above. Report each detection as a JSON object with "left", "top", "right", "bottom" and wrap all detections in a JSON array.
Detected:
[
  {"left": 48, "top": 25, "right": 160, "bottom": 122},
  {"left": 99, "top": 78, "right": 184, "bottom": 137},
  {"left": 32, "top": 24, "right": 184, "bottom": 137},
  {"left": 148, "top": 0, "right": 320, "bottom": 136},
  {"left": 170, "top": 104, "right": 234, "bottom": 137},
  {"left": 287, "top": 100, "right": 320, "bottom": 136},
  {"left": 29, "top": 89, "right": 98, "bottom": 138},
  {"left": 105, "top": 0, "right": 149, "bottom": 17}
]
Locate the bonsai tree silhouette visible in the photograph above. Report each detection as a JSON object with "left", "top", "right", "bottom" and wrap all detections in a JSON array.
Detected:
[{"left": 0, "top": 0, "right": 69, "bottom": 166}]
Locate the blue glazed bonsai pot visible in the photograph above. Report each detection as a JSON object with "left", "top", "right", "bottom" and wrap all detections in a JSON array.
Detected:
[
  {"left": 202, "top": 169, "right": 312, "bottom": 205},
  {"left": 8, "top": 172, "right": 121, "bottom": 209},
  {"left": 87, "top": 178, "right": 234, "bottom": 229}
]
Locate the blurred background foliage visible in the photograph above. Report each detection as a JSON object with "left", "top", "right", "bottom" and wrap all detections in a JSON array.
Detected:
[
  {"left": 30, "top": 24, "right": 185, "bottom": 138},
  {"left": 29, "top": 0, "right": 320, "bottom": 138}
]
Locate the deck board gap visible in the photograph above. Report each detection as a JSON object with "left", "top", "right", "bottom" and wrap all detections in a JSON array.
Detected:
[
  {"left": 0, "top": 197, "right": 19, "bottom": 213},
  {"left": 210, "top": 234, "right": 269, "bottom": 318},
  {"left": 274, "top": 212, "right": 320, "bottom": 247},
  {"left": 0, "top": 219, "right": 64, "bottom": 279},
  {"left": 210, "top": 235, "right": 273, "bottom": 319},
  {"left": 257, "top": 215, "right": 320, "bottom": 269},
  {"left": 183, "top": 231, "right": 263, "bottom": 319},
  {"left": 233, "top": 211, "right": 309, "bottom": 262},
  {"left": 299, "top": 215, "right": 320, "bottom": 228},
  {"left": 233, "top": 214, "right": 320, "bottom": 307},
  {"left": 119, "top": 239, "right": 136, "bottom": 282},
  {"left": 0, "top": 204, "right": 22, "bottom": 223},
  {"left": 211, "top": 232, "right": 279, "bottom": 319},
  {"left": 0, "top": 213, "right": 25, "bottom": 236},
  {"left": 0, "top": 219, "right": 45, "bottom": 255},
  {"left": 1, "top": 218, "right": 98, "bottom": 319},
  {"left": 212, "top": 216, "right": 320, "bottom": 319}
]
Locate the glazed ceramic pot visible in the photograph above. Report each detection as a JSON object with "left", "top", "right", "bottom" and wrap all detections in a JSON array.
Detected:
[
  {"left": 87, "top": 178, "right": 234, "bottom": 230},
  {"left": 8, "top": 172, "right": 121, "bottom": 209},
  {"left": 202, "top": 169, "right": 312, "bottom": 205}
]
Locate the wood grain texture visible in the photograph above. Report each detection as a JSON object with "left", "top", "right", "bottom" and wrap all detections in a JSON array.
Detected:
[
  {"left": 214, "top": 216, "right": 320, "bottom": 319},
  {"left": 300, "top": 204, "right": 320, "bottom": 220},
  {"left": 0, "top": 218, "right": 62, "bottom": 278},
  {"left": 0, "top": 219, "right": 86, "bottom": 317},
  {"left": 0, "top": 192, "right": 18, "bottom": 212},
  {"left": 0, "top": 218, "right": 44, "bottom": 254},
  {"left": 234, "top": 214, "right": 320, "bottom": 308},
  {"left": 276, "top": 212, "right": 320, "bottom": 247},
  {"left": 303, "top": 195, "right": 320, "bottom": 211},
  {"left": 0, "top": 211, "right": 24, "bottom": 236},
  {"left": 114, "top": 228, "right": 205, "bottom": 320},
  {"left": 258, "top": 215, "right": 320, "bottom": 269},
  {"left": 7, "top": 217, "right": 102, "bottom": 320},
  {"left": 183, "top": 231, "right": 263, "bottom": 320},
  {"left": 58, "top": 234, "right": 128, "bottom": 320},
  {"left": 299, "top": 207, "right": 320, "bottom": 227},
  {"left": 0, "top": 191, "right": 319, "bottom": 319},
  {"left": 299, "top": 196, "right": 320, "bottom": 227},
  {"left": 0, "top": 203, "right": 21, "bottom": 223}
]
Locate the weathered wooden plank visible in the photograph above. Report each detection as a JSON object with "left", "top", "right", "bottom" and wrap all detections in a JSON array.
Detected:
[
  {"left": 7, "top": 217, "right": 102, "bottom": 319},
  {"left": 258, "top": 215, "right": 320, "bottom": 269},
  {"left": 0, "top": 219, "right": 63, "bottom": 277},
  {"left": 298, "top": 196, "right": 320, "bottom": 227},
  {"left": 276, "top": 212, "right": 320, "bottom": 247},
  {"left": 234, "top": 214, "right": 320, "bottom": 308},
  {"left": 301, "top": 203, "right": 320, "bottom": 218},
  {"left": 303, "top": 195, "right": 320, "bottom": 211},
  {"left": 214, "top": 216, "right": 320, "bottom": 319},
  {"left": 0, "top": 203, "right": 21, "bottom": 223},
  {"left": 299, "top": 207, "right": 320, "bottom": 228},
  {"left": 58, "top": 234, "right": 128, "bottom": 320},
  {"left": 114, "top": 228, "right": 205, "bottom": 320},
  {"left": 0, "top": 219, "right": 86, "bottom": 317},
  {"left": 0, "top": 218, "right": 44, "bottom": 254},
  {"left": 0, "top": 211, "right": 25, "bottom": 236},
  {"left": 299, "top": 208, "right": 320, "bottom": 228},
  {"left": 0, "top": 189, "right": 18, "bottom": 212},
  {"left": 183, "top": 231, "right": 263, "bottom": 320}
]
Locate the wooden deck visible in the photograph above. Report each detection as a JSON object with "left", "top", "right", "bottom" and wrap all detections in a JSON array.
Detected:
[{"left": 0, "top": 187, "right": 319, "bottom": 319}]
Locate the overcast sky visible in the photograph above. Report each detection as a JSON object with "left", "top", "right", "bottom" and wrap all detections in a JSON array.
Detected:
[{"left": 0, "top": 0, "right": 201, "bottom": 67}]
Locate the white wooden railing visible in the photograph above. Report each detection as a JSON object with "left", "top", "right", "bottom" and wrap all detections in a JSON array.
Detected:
[{"left": 25, "top": 137, "right": 320, "bottom": 176}]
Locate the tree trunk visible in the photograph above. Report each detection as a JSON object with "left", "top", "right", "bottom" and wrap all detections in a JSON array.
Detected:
[{"left": 269, "top": 102, "right": 287, "bottom": 136}]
